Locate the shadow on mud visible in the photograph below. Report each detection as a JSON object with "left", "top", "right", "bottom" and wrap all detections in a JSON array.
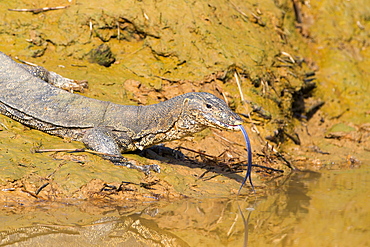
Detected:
[{"left": 139, "top": 145, "right": 250, "bottom": 186}]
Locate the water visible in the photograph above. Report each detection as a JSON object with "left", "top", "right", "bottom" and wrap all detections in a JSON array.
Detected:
[{"left": 1, "top": 166, "right": 369, "bottom": 247}]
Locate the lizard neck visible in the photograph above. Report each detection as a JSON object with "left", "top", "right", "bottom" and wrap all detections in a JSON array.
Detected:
[{"left": 130, "top": 95, "right": 206, "bottom": 150}]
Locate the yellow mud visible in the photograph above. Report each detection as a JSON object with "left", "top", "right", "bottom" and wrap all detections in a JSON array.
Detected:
[{"left": 0, "top": 0, "right": 369, "bottom": 245}]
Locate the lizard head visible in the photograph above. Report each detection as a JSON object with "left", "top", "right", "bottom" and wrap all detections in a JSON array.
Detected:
[{"left": 183, "top": 92, "right": 243, "bottom": 131}]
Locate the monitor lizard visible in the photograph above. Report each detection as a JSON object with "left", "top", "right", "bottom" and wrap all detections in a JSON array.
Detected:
[{"left": 0, "top": 52, "right": 244, "bottom": 174}]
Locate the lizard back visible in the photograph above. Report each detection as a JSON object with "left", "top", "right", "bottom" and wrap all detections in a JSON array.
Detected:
[{"left": 0, "top": 52, "right": 110, "bottom": 129}]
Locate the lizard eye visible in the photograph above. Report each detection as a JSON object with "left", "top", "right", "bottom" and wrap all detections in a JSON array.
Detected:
[{"left": 205, "top": 103, "right": 212, "bottom": 109}]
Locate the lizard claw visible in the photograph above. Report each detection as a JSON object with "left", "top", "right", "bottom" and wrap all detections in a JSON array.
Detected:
[
  {"left": 141, "top": 164, "right": 161, "bottom": 175},
  {"left": 114, "top": 161, "right": 161, "bottom": 175},
  {"left": 148, "top": 164, "right": 161, "bottom": 173}
]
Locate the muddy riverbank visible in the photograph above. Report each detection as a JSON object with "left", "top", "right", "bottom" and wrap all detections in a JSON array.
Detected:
[{"left": 0, "top": 0, "right": 369, "bottom": 205}]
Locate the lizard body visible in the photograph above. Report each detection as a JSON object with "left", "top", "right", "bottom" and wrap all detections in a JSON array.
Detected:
[{"left": 0, "top": 52, "right": 243, "bottom": 173}]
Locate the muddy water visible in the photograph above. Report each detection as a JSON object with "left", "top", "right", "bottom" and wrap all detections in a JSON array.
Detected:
[{"left": 1, "top": 166, "right": 368, "bottom": 247}]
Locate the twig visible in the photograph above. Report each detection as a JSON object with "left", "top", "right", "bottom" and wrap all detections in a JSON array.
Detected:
[
  {"left": 177, "top": 146, "right": 214, "bottom": 158},
  {"left": 14, "top": 57, "right": 38, "bottom": 66},
  {"left": 35, "top": 148, "right": 121, "bottom": 158},
  {"left": 117, "top": 21, "right": 120, "bottom": 40},
  {"left": 154, "top": 75, "right": 182, "bottom": 83},
  {"left": 275, "top": 152, "right": 296, "bottom": 170},
  {"left": 292, "top": 0, "right": 302, "bottom": 24},
  {"left": 8, "top": 5, "right": 70, "bottom": 14},
  {"left": 0, "top": 122, "right": 8, "bottom": 130},
  {"left": 252, "top": 164, "right": 284, "bottom": 173},
  {"left": 35, "top": 182, "right": 50, "bottom": 195},
  {"left": 329, "top": 108, "right": 349, "bottom": 120},
  {"left": 281, "top": 51, "right": 295, "bottom": 63},
  {"left": 221, "top": 92, "right": 229, "bottom": 106},
  {"left": 227, "top": 212, "right": 239, "bottom": 237},
  {"left": 234, "top": 71, "right": 245, "bottom": 102},
  {"left": 201, "top": 174, "right": 220, "bottom": 182},
  {"left": 21, "top": 189, "right": 40, "bottom": 199},
  {"left": 198, "top": 170, "right": 209, "bottom": 179},
  {"left": 229, "top": 0, "right": 250, "bottom": 22}
]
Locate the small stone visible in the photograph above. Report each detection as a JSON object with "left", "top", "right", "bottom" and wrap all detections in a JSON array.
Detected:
[{"left": 88, "top": 44, "right": 116, "bottom": 67}]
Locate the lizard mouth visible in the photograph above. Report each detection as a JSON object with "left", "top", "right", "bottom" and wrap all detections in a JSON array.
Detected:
[{"left": 205, "top": 117, "right": 243, "bottom": 131}]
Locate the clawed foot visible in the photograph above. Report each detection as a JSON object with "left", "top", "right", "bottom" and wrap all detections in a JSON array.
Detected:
[
  {"left": 103, "top": 153, "right": 161, "bottom": 175},
  {"left": 114, "top": 161, "right": 161, "bottom": 175}
]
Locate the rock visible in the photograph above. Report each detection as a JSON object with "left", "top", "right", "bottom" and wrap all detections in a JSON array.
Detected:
[{"left": 88, "top": 44, "right": 115, "bottom": 67}]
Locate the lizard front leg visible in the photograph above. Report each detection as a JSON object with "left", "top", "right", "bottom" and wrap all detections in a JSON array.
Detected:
[
  {"left": 81, "top": 127, "right": 160, "bottom": 174},
  {"left": 19, "top": 63, "right": 88, "bottom": 92}
]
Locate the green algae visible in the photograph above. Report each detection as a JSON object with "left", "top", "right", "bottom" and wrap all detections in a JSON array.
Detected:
[
  {"left": 301, "top": 0, "right": 370, "bottom": 124},
  {"left": 327, "top": 123, "right": 356, "bottom": 133}
]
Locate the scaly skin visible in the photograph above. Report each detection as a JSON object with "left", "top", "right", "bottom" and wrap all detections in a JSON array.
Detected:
[
  {"left": 18, "top": 63, "right": 88, "bottom": 92},
  {"left": 0, "top": 52, "right": 243, "bottom": 173}
]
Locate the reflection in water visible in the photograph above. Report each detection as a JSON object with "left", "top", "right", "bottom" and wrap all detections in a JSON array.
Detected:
[
  {"left": 237, "top": 200, "right": 255, "bottom": 247},
  {"left": 248, "top": 170, "right": 321, "bottom": 246},
  {"left": 248, "top": 167, "right": 370, "bottom": 247},
  {"left": 282, "top": 171, "right": 321, "bottom": 215},
  {"left": 0, "top": 198, "right": 253, "bottom": 246},
  {"left": 0, "top": 211, "right": 191, "bottom": 246},
  {"left": 1, "top": 167, "right": 369, "bottom": 246}
]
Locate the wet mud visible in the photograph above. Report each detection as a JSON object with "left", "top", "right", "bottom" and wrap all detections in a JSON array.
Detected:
[
  {"left": 1, "top": 0, "right": 368, "bottom": 201},
  {"left": 0, "top": 0, "right": 369, "bottom": 245}
]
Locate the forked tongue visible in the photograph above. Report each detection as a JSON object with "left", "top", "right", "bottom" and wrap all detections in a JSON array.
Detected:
[{"left": 238, "top": 125, "right": 255, "bottom": 193}]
